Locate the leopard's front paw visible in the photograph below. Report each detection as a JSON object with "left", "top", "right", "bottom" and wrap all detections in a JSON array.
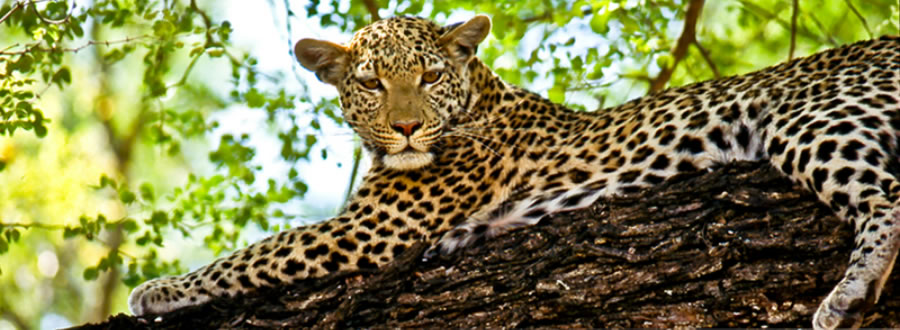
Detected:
[{"left": 128, "top": 276, "right": 212, "bottom": 316}]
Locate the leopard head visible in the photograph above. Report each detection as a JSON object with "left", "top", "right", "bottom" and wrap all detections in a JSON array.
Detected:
[{"left": 294, "top": 15, "right": 491, "bottom": 170}]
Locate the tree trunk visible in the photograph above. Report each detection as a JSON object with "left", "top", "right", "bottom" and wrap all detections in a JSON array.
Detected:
[{"left": 75, "top": 162, "right": 900, "bottom": 329}]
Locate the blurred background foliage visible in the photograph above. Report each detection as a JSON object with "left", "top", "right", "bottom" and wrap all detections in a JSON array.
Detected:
[{"left": 0, "top": 0, "right": 896, "bottom": 328}]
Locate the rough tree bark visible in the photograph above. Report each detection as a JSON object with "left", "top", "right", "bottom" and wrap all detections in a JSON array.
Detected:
[{"left": 76, "top": 161, "right": 899, "bottom": 329}]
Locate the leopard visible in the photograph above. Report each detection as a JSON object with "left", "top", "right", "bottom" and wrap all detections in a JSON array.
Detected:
[{"left": 128, "top": 15, "right": 900, "bottom": 329}]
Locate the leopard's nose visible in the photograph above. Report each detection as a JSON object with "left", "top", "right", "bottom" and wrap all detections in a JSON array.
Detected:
[{"left": 391, "top": 120, "right": 422, "bottom": 137}]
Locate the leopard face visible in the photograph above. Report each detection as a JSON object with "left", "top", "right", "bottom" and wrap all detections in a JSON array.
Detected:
[{"left": 294, "top": 16, "right": 491, "bottom": 170}]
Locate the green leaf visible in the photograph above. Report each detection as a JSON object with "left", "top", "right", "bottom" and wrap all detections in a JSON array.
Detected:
[
  {"left": 106, "top": 250, "right": 122, "bottom": 267},
  {"left": 7, "top": 229, "right": 20, "bottom": 242},
  {"left": 218, "top": 20, "right": 232, "bottom": 40},
  {"left": 15, "top": 101, "right": 32, "bottom": 112},
  {"left": 149, "top": 211, "right": 168, "bottom": 226},
  {"left": 571, "top": 56, "right": 584, "bottom": 72},
  {"left": 136, "top": 232, "right": 150, "bottom": 246},
  {"left": 590, "top": 13, "right": 610, "bottom": 34},
  {"left": 99, "top": 174, "right": 116, "bottom": 189},
  {"left": 139, "top": 183, "right": 155, "bottom": 201},
  {"left": 619, "top": 12, "right": 639, "bottom": 33},
  {"left": 548, "top": 85, "right": 566, "bottom": 103},
  {"left": 122, "top": 272, "right": 141, "bottom": 287},
  {"left": 121, "top": 219, "right": 139, "bottom": 233},
  {"left": 245, "top": 88, "right": 265, "bottom": 108},
  {"left": 656, "top": 54, "right": 674, "bottom": 70},
  {"left": 63, "top": 227, "right": 80, "bottom": 239},
  {"left": 207, "top": 49, "right": 225, "bottom": 57},
  {"left": 14, "top": 91, "right": 34, "bottom": 99},
  {"left": 52, "top": 67, "right": 72, "bottom": 89},
  {"left": 190, "top": 46, "right": 204, "bottom": 57},
  {"left": 14, "top": 55, "right": 34, "bottom": 73},
  {"left": 83, "top": 267, "right": 99, "bottom": 280},
  {"left": 97, "top": 256, "right": 109, "bottom": 270},
  {"left": 294, "top": 180, "right": 308, "bottom": 195},
  {"left": 119, "top": 189, "right": 136, "bottom": 204},
  {"left": 152, "top": 20, "right": 175, "bottom": 37},
  {"left": 32, "top": 110, "right": 47, "bottom": 137},
  {"left": 33, "top": 121, "right": 47, "bottom": 137},
  {"left": 72, "top": 23, "right": 84, "bottom": 37}
]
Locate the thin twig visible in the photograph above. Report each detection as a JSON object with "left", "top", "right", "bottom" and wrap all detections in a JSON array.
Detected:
[
  {"left": 789, "top": 0, "right": 798, "bottom": 60},
  {"left": 692, "top": 39, "right": 720, "bottom": 78},
  {"left": 0, "top": 35, "right": 154, "bottom": 55},
  {"left": 282, "top": 0, "right": 308, "bottom": 86},
  {"left": 0, "top": 43, "right": 17, "bottom": 53},
  {"left": 166, "top": 51, "right": 203, "bottom": 89},
  {"left": 737, "top": 0, "right": 824, "bottom": 44},
  {"left": 564, "top": 79, "right": 616, "bottom": 92},
  {"left": 522, "top": 11, "right": 552, "bottom": 24},
  {"left": 681, "top": 50, "right": 701, "bottom": 82},
  {"left": 620, "top": 72, "right": 653, "bottom": 83},
  {"left": 0, "top": 0, "right": 24, "bottom": 26},
  {"left": 0, "top": 221, "right": 67, "bottom": 229},
  {"left": 31, "top": 0, "right": 74, "bottom": 25},
  {"left": 343, "top": 144, "right": 363, "bottom": 204},
  {"left": 842, "top": 0, "right": 872, "bottom": 38},
  {"left": 187, "top": 0, "right": 279, "bottom": 83},
  {"left": 807, "top": 11, "right": 839, "bottom": 46},
  {"left": 35, "top": 80, "right": 52, "bottom": 98},
  {"left": 189, "top": 0, "right": 212, "bottom": 27},
  {"left": 649, "top": 0, "right": 704, "bottom": 93}
]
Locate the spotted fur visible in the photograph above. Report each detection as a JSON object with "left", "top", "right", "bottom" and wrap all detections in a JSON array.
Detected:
[{"left": 129, "top": 15, "right": 900, "bottom": 329}]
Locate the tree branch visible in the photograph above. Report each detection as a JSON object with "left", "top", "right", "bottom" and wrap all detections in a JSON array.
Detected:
[
  {"left": 72, "top": 162, "right": 900, "bottom": 328},
  {"left": 737, "top": 0, "right": 825, "bottom": 44},
  {"left": 649, "top": 0, "right": 704, "bottom": 93},
  {"left": 343, "top": 144, "right": 363, "bottom": 204},
  {"left": 0, "top": 35, "right": 154, "bottom": 56},
  {"left": 842, "top": 0, "right": 872, "bottom": 38},
  {"left": 522, "top": 7, "right": 594, "bottom": 24},
  {"left": 789, "top": 0, "right": 798, "bottom": 60},
  {"left": 362, "top": 0, "right": 380, "bottom": 22},
  {"left": 1, "top": 310, "right": 29, "bottom": 330},
  {"left": 30, "top": 0, "right": 74, "bottom": 25},
  {"left": 692, "top": 39, "right": 719, "bottom": 78},
  {"left": 88, "top": 17, "right": 140, "bottom": 322},
  {"left": 807, "top": 11, "right": 839, "bottom": 47},
  {"left": 0, "top": 1, "right": 24, "bottom": 26},
  {"left": 0, "top": 221, "right": 66, "bottom": 230}
]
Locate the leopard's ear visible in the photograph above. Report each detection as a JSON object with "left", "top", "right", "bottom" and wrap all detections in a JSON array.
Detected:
[
  {"left": 439, "top": 15, "right": 491, "bottom": 62},
  {"left": 294, "top": 39, "right": 349, "bottom": 85}
]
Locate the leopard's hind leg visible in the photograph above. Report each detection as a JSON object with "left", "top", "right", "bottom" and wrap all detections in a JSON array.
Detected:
[
  {"left": 813, "top": 199, "right": 900, "bottom": 329},
  {"left": 765, "top": 120, "right": 900, "bottom": 329}
]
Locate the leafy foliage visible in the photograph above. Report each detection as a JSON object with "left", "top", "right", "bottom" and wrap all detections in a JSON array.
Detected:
[{"left": 0, "top": 0, "right": 896, "bottom": 327}]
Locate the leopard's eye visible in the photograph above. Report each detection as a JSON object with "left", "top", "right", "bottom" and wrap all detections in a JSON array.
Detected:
[
  {"left": 422, "top": 71, "right": 441, "bottom": 84},
  {"left": 360, "top": 78, "right": 381, "bottom": 90}
]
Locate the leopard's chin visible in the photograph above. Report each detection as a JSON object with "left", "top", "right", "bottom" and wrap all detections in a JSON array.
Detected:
[{"left": 382, "top": 150, "right": 434, "bottom": 171}]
